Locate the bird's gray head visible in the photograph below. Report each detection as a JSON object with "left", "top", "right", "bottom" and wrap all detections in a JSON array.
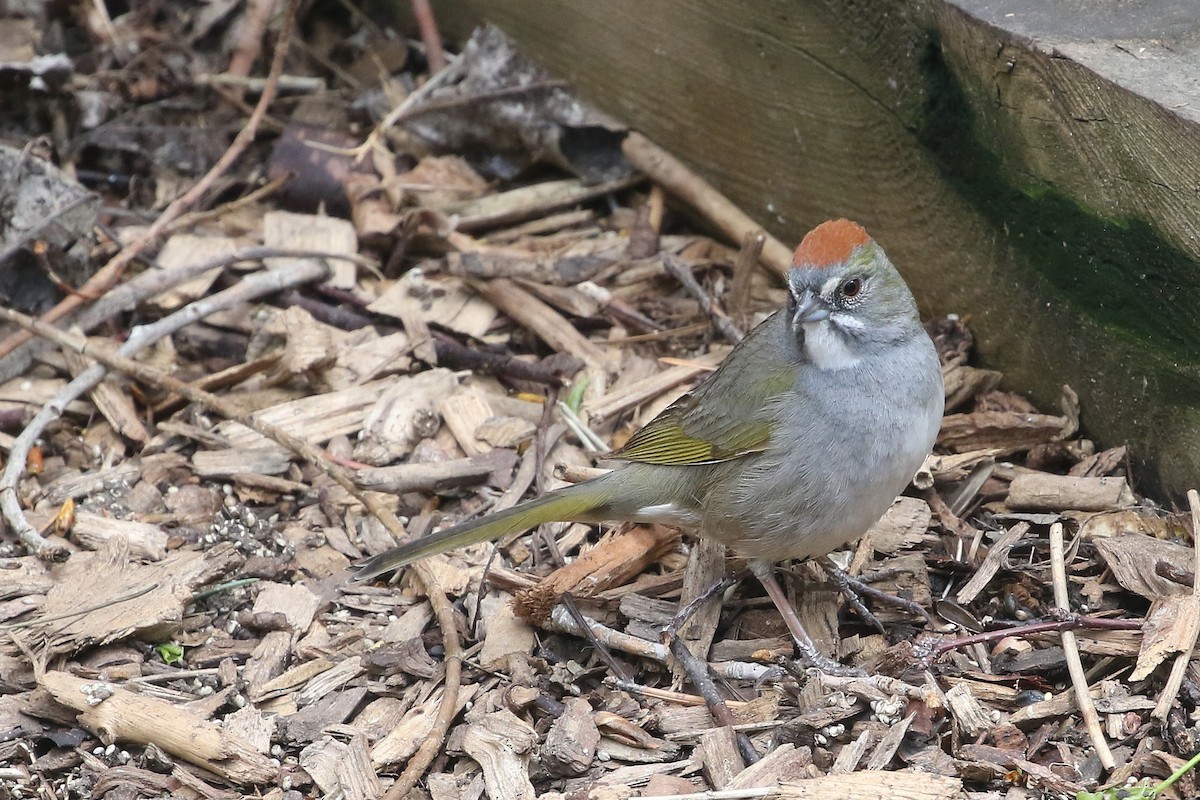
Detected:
[{"left": 786, "top": 219, "right": 923, "bottom": 370}]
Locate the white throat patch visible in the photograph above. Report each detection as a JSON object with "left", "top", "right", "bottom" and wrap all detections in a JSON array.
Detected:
[{"left": 803, "top": 321, "right": 861, "bottom": 370}]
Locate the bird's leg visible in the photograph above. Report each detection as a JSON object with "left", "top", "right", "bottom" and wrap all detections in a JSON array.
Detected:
[
  {"left": 661, "top": 569, "right": 751, "bottom": 643},
  {"left": 818, "top": 556, "right": 929, "bottom": 633},
  {"left": 750, "top": 561, "right": 864, "bottom": 677}
]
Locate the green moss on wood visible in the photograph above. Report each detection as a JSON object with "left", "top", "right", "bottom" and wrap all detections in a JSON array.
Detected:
[{"left": 914, "top": 40, "right": 1200, "bottom": 365}]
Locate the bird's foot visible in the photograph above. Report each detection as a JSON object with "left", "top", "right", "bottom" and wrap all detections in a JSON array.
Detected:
[
  {"left": 792, "top": 639, "right": 867, "bottom": 677},
  {"left": 818, "top": 556, "right": 929, "bottom": 634},
  {"left": 660, "top": 569, "right": 749, "bottom": 644}
]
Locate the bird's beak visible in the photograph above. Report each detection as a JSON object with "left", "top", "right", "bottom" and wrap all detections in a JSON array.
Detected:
[{"left": 793, "top": 291, "right": 830, "bottom": 324}]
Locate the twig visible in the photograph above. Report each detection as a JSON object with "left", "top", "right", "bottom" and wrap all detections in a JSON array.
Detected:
[
  {"left": 1049, "top": 522, "right": 1115, "bottom": 770},
  {"left": 92, "top": 248, "right": 371, "bottom": 333},
  {"left": 543, "top": 604, "right": 776, "bottom": 682},
  {"left": 555, "top": 401, "right": 607, "bottom": 452},
  {"left": 663, "top": 255, "right": 745, "bottom": 345},
  {"left": 384, "top": 560, "right": 463, "bottom": 799},
  {"left": 728, "top": 231, "right": 765, "bottom": 315},
  {"left": 409, "top": 0, "right": 446, "bottom": 71},
  {"left": 668, "top": 637, "right": 759, "bottom": 765},
  {"left": 561, "top": 593, "right": 632, "bottom": 682},
  {"left": 0, "top": 246, "right": 374, "bottom": 386},
  {"left": 922, "top": 612, "right": 1141, "bottom": 661},
  {"left": 622, "top": 132, "right": 793, "bottom": 277},
  {"left": 162, "top": 175, "right": 288, "bottom": 236},
  {"left": 1153, "top": 488, "right": 1200, "bottom": 721},
  {"left": 0, "top": 0, "right": 298, "bottom": 366},
  {"left": 433, "top": 331, "right": 581, "bottom": 387}
]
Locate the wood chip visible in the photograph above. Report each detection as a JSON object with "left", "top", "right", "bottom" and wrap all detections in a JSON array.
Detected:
[
  {"left": 512, "top": 524, "right": 683, "bottom": 622},
  {"left": 24, "top": 540, "right": 238, "bottom": 658},
  {"left": 40, "top": 670, "right": 275, "bottom": 784},
  {"left": 944, "top": 683, "right": 996, "bottom": 738},
  {"left": 211, "top": 378, "right": 395, "bottom": 452},
  {"left": 470, "top": 278, "right": 616, "bottom": 370},
  {"left": 938, "top": 410, "right": 1068, "bottom": 454},
  {"left": 366, "top": 270, "right": 437, "bottom": 364},
  {"left": 27, "top": 510, "right": 168, "bottom": 562},
  {"left": 478, "top": 592, "right": 536, "bottom": 668},
  {"left": 63, "top": 343, "right": 150, "bottom": 444},
  {"left": 1007, "top": 474, "right": 1135, "bottom": 511},
  {"left": 1094, "top": 533, "right": 1193, "bottom": 598},
  {"left": 1130, "top": 594, "right": 1200, "bottom": 681},
  {"left": 698, "top": 726, "right": 744, "bottom": 789},
  {"left": 776, "top": 770, "right": 963, "bottom": 799},
  {"left": 583, "top": 348, "right": 726, "bottom": 422},
  {"left": 300, "top": 734, "right": 383, "bottom": 800},
  {"left": 955, "top": 523, "right": 1030, "bottom": 604},
  {"left": 150, "top": 233, "right": 238, "bottom": 310},
  {"left": 353, "top": 367, "right": 458, "bottom": 464},
  {"left": 541, "top": 697, "right": 600, "bottom": 777},
  {"left": 370, "top": 684, "right": 478, "bottom": 767},
  {"left": 460, "top": 709, "right": 539, "bottom": 800},
  {"left": 263, "top": 210, "right": 358, "bottom": 289},
  {"left": 444, "top": 175, "right": 641, "bottom": 232},
  {"left": 725, "top": 743, "right": 815, "bottom": 789}
]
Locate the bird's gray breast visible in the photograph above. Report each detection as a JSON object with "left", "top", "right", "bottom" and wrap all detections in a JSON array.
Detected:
[{"left": 703, "top": 335, "right": 942, "bottom": 563}]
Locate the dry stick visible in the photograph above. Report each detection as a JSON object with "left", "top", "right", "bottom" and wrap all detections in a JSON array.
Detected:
[
  {"left": 728, "top": 231, "right": 766, "bottom": 315},
  {"left": 924, "top": 613, "right": 1141, "bottom": 662},
  {"left": 409, "top": 0, "right": 447, "bottom": 71},
  {"left": 1152, "top": 488, "right": 1200, "bottom": 721},
  {"left": 72, "top": 247, "right": 375, "bottom": 347},
  {"left": 227, "top": 0, "right": 277, "bottom": 77},
  {"left": 0, "top": 286, "right": 466, "bottom": 789},
  {"left": 621, "top": 131, "right": 793, "bottom": 278},
  {"left": 663, "top": 255, "right": 745, "bottom": 345},
  {"left": 543, "top": 604, "right": 774, "bottom": 683},
  {"left": 0, "top": 0, "right": 297, "bottom": 366},
  {"left": 161, "top": 175, "right": 288, "bottom": 237},
  {"left": 561, "top": 593, "right": 632, "bottom": 682},
  {"left": 1049, "top": 522, "right": 1115, "bottom": 770},
  {"left": 384, "top": 564, "right": 463, "bottom": 800},
  {"left": 667, "top": 637, "right": 760, "bottom": 766},
  {"left": 0, "top": 259, "right": 351, "bottom": 556}
]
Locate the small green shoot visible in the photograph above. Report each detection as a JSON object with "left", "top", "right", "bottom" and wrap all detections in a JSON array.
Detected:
[
  {"left": 155, "top": 642, "right": 184, "bottom": 666},
  {"left": 565, "top": 376, "right": 589, "bottom": 413},
  {"left": 1076, "top": 747, "right": 1200, "bottom": 800}
]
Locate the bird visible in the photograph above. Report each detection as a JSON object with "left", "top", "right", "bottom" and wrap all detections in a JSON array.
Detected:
[{"left": 353, "top": 218, "right": 945, "bottom": 671}]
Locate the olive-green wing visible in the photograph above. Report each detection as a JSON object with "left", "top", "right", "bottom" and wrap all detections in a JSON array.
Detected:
[{"left": 613, "top": 310, "right": 796, "bottom": 466}]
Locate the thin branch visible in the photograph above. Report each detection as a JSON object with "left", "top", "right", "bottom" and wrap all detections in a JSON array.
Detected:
[
  {"left": 923, "top": 613, "right": 1141, "bottom": 661},
  {"left": 383, "top": 560, "right": 463, "bottom": 799},
  {"left": 622, "top": 132, "right": 793, "bottom": 277},
  {"left": 663, "top": 255, "right": 744, "bottom": 345},
  {"left": 409, "top": 0, "right": 446, "bottom": 71},
  {"left": 668, "top": 636, "right": 759, "bottom": 765},
  {"left": 1050, "top": 522, "right": 1115, "bottom": 770}
]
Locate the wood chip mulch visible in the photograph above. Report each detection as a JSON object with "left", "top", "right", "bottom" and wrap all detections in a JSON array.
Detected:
[{"left": 0, "top": 5, "right": 1196, "bottom": 800}]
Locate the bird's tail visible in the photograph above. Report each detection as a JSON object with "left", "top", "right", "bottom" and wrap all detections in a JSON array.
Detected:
[{"left": 351, "top": 481, "right": 612, "bottom": 582}]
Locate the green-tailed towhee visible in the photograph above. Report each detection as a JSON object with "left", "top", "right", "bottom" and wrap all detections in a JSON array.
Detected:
[{"left": 354, "top": 219, "right": 944, "bottom": 668}]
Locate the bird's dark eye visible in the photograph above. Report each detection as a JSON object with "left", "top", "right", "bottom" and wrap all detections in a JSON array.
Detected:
[{"left": 840, "top": 278, "right": 862, "bottom": 298}]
